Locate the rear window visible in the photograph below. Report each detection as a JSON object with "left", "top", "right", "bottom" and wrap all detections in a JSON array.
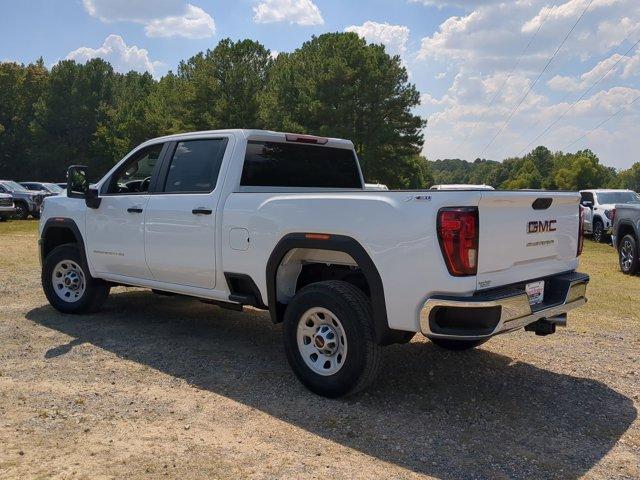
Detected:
[{"left": 240, "top": 141, "right": 362, "bottom": 188}]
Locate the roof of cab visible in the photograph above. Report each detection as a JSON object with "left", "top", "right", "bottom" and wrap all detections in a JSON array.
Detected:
[{"left": 138, "top": 129, "right": 355, "bottom": 149}]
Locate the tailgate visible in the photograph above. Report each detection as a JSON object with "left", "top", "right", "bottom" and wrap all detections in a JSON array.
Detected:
[{"left": 476, "top": 192, "right": 580, "bottom": 290}]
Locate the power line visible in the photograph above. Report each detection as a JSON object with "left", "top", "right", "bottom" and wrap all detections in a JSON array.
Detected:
[
  {"left": 478, "top": 0, "right": 595, "bottom": 159},
  {"left": 516, "top": 38, "right": 640, "bottom": 156},
  {"left": 563, "top": 93, "right": 640, "bottom": 151},
  {"left": 451, "top": 8, "right": 550, "bottom": 157}
]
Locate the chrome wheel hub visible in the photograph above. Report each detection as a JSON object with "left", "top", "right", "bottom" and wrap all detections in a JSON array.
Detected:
[
  {"left": 297, "top": 307, "right": 347, "bottom": 376},
  {"left": 52, "top": 260, "right": 86, "bottom": 302},
  {"left": 621, "top": 240, "right": 634, "bottom": 270}
]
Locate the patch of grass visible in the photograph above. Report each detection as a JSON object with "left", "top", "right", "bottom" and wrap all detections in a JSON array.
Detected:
[
  {"left": 574, "top": 239, "right": 640, "bottom": 329},
  {"left": 0, "top": 219, "right": 39, "bottom": 236}
]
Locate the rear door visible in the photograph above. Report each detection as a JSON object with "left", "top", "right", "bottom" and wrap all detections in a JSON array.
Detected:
[
  {"left": 476, "top": 192, "right": 580, "bottom": 290},
  {"left": 144, "top": 136, "right": 230, "bottom": 289}
]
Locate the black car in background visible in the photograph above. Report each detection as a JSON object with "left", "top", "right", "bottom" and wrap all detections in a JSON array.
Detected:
[{"left": 612, "top": 201, "right": 640, "bottom": 274}]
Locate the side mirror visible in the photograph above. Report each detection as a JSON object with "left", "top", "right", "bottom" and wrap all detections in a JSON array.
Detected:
[
  {"left": 67, "top": 165, "right": 89, "bottom": 199},
  {"left": 581, "top": 201, "right": 593, "bottom": 209},
  {"left": 67, "top": 165, "right": 101, "bottom": 209},
  {"left": 86, "top": 187, "right": 101, "bottom": 209}
]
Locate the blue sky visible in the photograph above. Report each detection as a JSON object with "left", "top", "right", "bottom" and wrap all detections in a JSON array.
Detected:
[{"left": 1, "top": 0, "right": 639, "bottom": 169}]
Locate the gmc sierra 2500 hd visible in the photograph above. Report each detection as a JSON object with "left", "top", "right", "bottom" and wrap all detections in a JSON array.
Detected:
[{"left": 39, "top": 130, "right": 589, "bottom": 397}]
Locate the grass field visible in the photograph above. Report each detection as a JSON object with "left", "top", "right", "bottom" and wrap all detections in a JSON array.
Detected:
[{"left": 0, "top": 219, "right": 638, "bottom": 479}]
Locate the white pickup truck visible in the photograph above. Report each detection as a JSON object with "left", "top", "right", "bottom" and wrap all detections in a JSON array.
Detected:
[{"left": 39, "top": 129, "right": 589, "bottom": 397}]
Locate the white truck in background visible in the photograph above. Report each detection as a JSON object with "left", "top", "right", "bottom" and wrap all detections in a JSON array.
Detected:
[{"left": 39, "top": 129, "right": 589, "bottom": 397}]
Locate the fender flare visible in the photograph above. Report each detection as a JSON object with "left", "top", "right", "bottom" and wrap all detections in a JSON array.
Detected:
[
  {"left": 265, "top": 233, "right": 392, "bottom": 344},
  {"left": 40, "top": 218, "right": 88, "bottom": 267}
]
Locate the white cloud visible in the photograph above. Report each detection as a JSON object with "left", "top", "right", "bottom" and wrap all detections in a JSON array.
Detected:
[
  {"left": 345, "top": 21, "right": 410, "bottom": 57},
  {"left": 253, "top": 0, "right": 323, "bottom": 26},
  {"left": 66, "top": 34, "right": 162, "bottom": 75},
  {"left": 144, "top": 4, "right": 214, "bottom": 38},
  {"left": 548, "top": 47, "right": 640, "bottom": 91},
  {"left": 83, "top": 0, "right": 215, "bottom": 38},
  {"left": 413, "top": 0, "right": 640, "bottom": 168},
  {"left": 409, "top": 0, "right": 503, "bottom": 8}
]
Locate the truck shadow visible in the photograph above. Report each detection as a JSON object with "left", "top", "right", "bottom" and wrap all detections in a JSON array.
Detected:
[{"left": 27, "top": 290, "right": 636, "bottom": 479}]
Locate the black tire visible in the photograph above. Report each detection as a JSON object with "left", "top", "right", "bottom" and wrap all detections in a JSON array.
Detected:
[
  {"left": 14, "top": 202, "right": 29, "bottom": 220},
  {"left": 42, "top": 244, "right": 110, "bottom": 314},
  {"left": 592, "top": 219, "right": 605, "bottom": 243},
  {"left": 618, "top": 234, "right": 639, "bottom": 275},
  {"left": 283, "top": 280, "right": 382, "bottom": 398},
  {"left": 0, "top": 215, "right": 7, "bottom": 222},
  {"left": 429, "top": 337, "right": 489, "bottom": 351},
  {"left": 31, "top": 211, "right": 41, "bottom": 220}
]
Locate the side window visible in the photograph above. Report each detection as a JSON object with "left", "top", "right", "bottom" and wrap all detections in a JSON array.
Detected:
[
  {"left": 0, "top": 185, "right": 6, "bottom": 193},
  {"left": 107, "top": 143, "right": 164, "bottom": 194},
  {"left": 581, "top": 192, "right": 594, "bottom": 204},
  {"left": 163, "top": 138, "right": 228, "bottom": 193}
]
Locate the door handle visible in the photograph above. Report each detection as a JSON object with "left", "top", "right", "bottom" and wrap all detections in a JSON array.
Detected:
[
  {"left": 192, "top": 208, "right": 213, "bottom": 215},
  {"left": 127, "top": 207, "right": 143, "bottom": 213}
]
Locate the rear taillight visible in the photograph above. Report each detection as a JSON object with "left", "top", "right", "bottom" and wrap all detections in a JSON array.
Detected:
[
  {"left": 577, "top": 205, "right": 585, "bottom": 256},
  {"left": 437, "top": 207, "right": 479, "bottom": 276}
]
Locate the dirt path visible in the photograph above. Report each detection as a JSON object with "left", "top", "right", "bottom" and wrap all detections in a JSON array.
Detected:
[{"left": 0, "top": 223, "right": 638, "bottom": 479}]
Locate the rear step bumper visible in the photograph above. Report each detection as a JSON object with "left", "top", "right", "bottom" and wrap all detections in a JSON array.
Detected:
[{"left": 419, "top": 272, "right": 589, "bottom": 340}]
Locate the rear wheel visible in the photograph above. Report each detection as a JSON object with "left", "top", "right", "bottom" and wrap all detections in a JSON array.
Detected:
[
  {"left": 429, "top": 337, "right": 489, "bottom": 351},
  {"left": 42, "top": 244, "right": 110, "bottom": 314},
  {"left": 619, "top": 234, "right": 639, "bottom": 274},
  {"left": 283, "top": 280, "right": 381, "bottom": 398},
  {"left": 593, "top": 219, "right": 605, "bottom": 243}
]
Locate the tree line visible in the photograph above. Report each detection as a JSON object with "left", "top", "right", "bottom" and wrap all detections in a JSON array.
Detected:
[{"left": 0, "top": 32, "right": 638, "bottom": 191}]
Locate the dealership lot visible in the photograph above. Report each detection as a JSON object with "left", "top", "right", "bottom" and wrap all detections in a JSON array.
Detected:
[{"left": 0, "top": 220, "right": 638, "bottom": 479}]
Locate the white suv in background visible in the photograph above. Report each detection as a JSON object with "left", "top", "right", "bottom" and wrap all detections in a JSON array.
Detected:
[{"left": 580, "top": 189, "right": 640, "bottom": 243}]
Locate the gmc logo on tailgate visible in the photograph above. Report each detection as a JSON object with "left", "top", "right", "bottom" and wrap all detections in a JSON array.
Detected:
[{"left": 527, "top": 220, "right": 557, "bottom": 233}]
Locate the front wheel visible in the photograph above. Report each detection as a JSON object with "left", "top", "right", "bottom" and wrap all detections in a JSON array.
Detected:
[
  {"left": 42, "top": 244, "right": 110, "bottom": 314},
  {"left": 619, "top": 234, "right": 639, "bottom": 274},
  {"left": 429, "top": 337, "right": 489, "bottom": 351},
  {"left": 283, "top": 280, "right": 381, "bottom": 398}
]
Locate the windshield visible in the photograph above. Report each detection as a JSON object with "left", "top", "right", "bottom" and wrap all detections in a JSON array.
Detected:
[
  {"left": 43, "top": 183, "right": 63, "bottom": 193},
  {"left": 2, "top": 181, "right": 27, "bottom": 192},
  {"left": 596, "top": 191, "right": 640, "bottom": 205}
]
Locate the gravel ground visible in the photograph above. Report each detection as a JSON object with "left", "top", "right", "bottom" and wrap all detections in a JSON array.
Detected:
[{"left": 0, "top": 222, "right": 638, "bottom": 479}]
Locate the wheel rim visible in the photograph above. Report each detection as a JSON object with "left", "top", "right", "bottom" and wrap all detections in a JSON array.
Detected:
[
  {"left": 621, "top": 240, "right": 634, "bottom": 271},
  {"left": 594, "top": 224, "right": 603, "bottom": 242},
  {"left": 52, "top": 260, "right": 86, "bottom": 302},
  {"left": 15, "top": 204, "right": 26, "bottom": 218},
  {"left": 296, "top": 307, "right": 348, "bottom": 376}
]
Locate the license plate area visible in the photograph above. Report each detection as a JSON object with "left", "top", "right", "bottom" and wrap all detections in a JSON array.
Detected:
[{"left": 526, "top": 280, "right": 545, "bottom": 306}]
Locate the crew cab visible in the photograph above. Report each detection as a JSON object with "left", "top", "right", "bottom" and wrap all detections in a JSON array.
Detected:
[
  {"left": 39, "top": 130, "right": 589, "bottom": 397},
  {"left": 580, "top": 189, "right": 640, "bottom": 243}
]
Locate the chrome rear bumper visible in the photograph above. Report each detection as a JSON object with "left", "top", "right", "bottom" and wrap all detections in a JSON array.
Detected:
[{"left": 420, "top": 272, "right": 589, "bottom": 340}]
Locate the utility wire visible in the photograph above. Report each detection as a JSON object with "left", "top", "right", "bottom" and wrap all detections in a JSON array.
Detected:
[
  {"left": 451, "top": 8, "right": 550, "bottom": 157},
  {"left": 516, "top": 38, "right": 640, "bottom": 156},
  {"left": 563, "top": 93, "right": 640, "bottom": 151},
  {"left": 478, "top": 0, "right": 595, "bottom": 159}
]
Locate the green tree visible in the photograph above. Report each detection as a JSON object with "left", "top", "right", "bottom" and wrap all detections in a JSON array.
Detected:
[
  {"left": 260, "top": 32, "right": 426, "bottom": 188},
  {"left": 31, "top": 59, "right": 116, "bottom": 180},
  {"left": 178, "top": 38, "right": 272, "bottom": 130},
  {"left": 616, "top": 162, "right": 640, "bottom": 191}
]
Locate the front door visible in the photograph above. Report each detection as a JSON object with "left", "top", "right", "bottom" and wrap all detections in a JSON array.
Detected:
[
  {"left": 86, "top": 143, "right": 165, "bottom": 279},
  {"left": 144, "top": 137, "right": 229, "bottom": 289},
  {"left": 580, "top": 192, "right": 594, "bottom": 233}
]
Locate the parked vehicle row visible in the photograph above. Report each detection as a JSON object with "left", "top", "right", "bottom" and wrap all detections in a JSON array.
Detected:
[{"left": 0, "top": 180, "right": 64, "bottom": 220}]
